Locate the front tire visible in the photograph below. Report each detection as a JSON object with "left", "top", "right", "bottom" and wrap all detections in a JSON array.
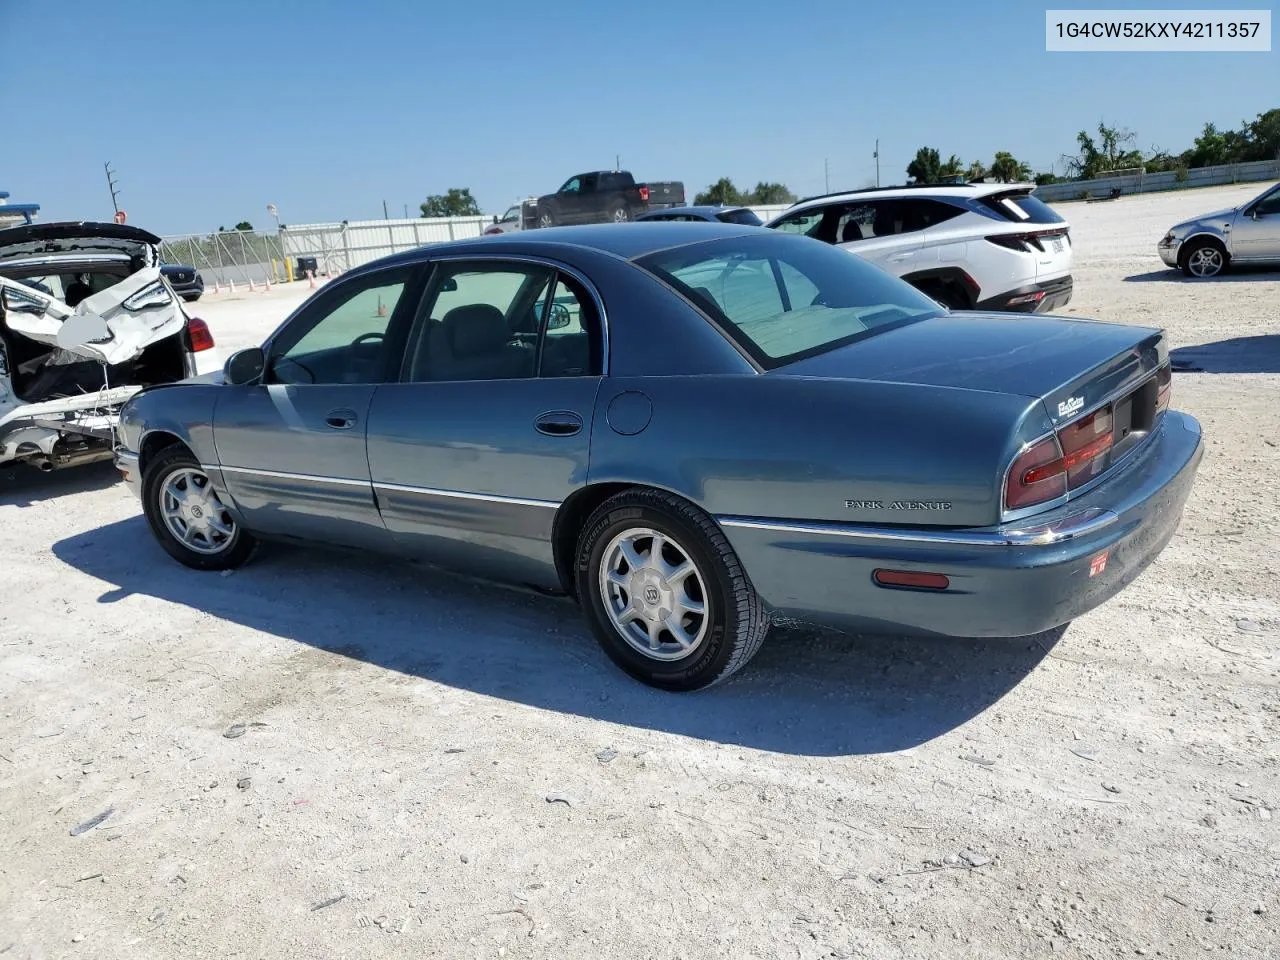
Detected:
[
  {"left": 575, "top": 489, "right": 770, "bottom": 691},
  {"left": 141, "top": 446, "right": 256, "bottom": 570},
  {"left": 1180, "top": 238, "right": 1228, "bottom": 278}
]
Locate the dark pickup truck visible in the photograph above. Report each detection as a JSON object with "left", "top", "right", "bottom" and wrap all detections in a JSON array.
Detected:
[{"left": 533, "top": 171, "right": 685, "bottom": 227}]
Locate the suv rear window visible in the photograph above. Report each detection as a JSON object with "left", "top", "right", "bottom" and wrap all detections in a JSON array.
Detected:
[
  {"left": 636, "top": 233, "right": 942, "bottom": 369},
  {"left": 599, "top": 172, "right": 636, "bottom": 190},
  {"left": 979, "top": 191, "right": 1064, "bottom": 224}
]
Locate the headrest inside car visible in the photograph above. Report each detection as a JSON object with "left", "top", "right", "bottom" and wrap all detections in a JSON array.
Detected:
[{"left": 442, "top": 304, "right": 509, "bottom": 358}]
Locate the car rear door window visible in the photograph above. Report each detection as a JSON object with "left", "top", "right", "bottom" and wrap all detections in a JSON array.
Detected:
[
  {"left": 537, "top": 274, "right": 602, "bottom": 378},
  {"left": 404, "top": 263, "right": 554, "bottom": 382}
]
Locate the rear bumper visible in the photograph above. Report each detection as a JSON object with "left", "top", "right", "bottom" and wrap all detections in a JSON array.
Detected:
[
  {"left": 720, "top": 410, "right": 1202, "bottom": 639},
  {"left": 976, "top": 276, "right": 1073, "bottom": 313}
]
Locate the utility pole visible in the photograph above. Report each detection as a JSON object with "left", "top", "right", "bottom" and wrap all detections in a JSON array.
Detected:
[
  {"left": 403, "top": 203, "right": 409, "bottom": 219},
  {"left": 874, "top": 140, "right": 880, "bottom": 187},
  {"left": 104, "top": 162, "right": 121, "bottom": 214},
  {"left": 615, "top": 154, "right": 620, "bottom": 172},
  {"left": 824, "top": 158, "right": 829, "bottom": 193}
]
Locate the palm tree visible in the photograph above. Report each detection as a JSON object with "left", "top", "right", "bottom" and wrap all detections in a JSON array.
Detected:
[{"left": 990, "top": 151, "right": 1032, "bottom": 183}]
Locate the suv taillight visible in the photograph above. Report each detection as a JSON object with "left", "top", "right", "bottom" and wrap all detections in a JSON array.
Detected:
[
  {"left": 639, "top": 185, "right": 650, "bottom": 202},
  {"left": 186, "top": 316, "right": 215, "bottom": 352}
]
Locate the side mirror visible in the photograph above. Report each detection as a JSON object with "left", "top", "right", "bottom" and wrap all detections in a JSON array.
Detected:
[
  {"left": 224, "top": 347, "right": 266, "bottom": 385},
  {"left": 492, "top": 215, "right": 499, "bottom": 224},
  {"left": 439, "top": 277, "right": 458, "bottom": 292}
]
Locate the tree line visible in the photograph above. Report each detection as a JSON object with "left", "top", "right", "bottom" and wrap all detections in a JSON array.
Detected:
[
  {"left": 907, "top": 107, "right": 1279, "bottom": 186},
  {"left": 415, "top": 108, "right": 1277, "bottom": 216}
]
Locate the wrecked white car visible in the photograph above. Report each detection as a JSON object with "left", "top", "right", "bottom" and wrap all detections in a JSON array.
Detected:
[{"left": 0, "top": 222, "right": 219, "bottom": 471}]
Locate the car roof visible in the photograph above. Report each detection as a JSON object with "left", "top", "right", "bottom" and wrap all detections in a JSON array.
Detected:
[
  {"left": 786, "top": 182, "right": 1035, "bottom": 211},
  {"left": 370, "top": 222, "right": 764, "bottom": 268},
  {"left": 0, "top": 220, "right": 162, "bottom": 246}
]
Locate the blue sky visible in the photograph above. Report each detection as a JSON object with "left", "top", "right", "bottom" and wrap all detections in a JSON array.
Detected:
[{"left": 1, "top": 0, "right": 1274, "bottom": 235}]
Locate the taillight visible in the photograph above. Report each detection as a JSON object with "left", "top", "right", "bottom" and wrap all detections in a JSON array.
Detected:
[
  {"left": 1005, "top": 405, "right": 1120, "bottom": 513},
  {"left": 1005, "top": 436, "right": 1066, "bottom": 510},
  {"left": 1155, "top": 364, "right": 1172, "bottom": 414},
  {"left": 639, "top": 186, "right": 650, "bottom": 202},
  {"left": 986, "top": 234, "right": 1033, "bottom": 252},
  {"left": 186, "top": 316, "right": 215, "bottom": 352},
  {"left": 1050, "top": 408, "right": 1114, "bottom": 490}
]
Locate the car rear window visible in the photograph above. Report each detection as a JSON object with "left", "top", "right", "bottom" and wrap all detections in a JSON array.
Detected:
[
  {"left": 715, "top": 208, "right": 763, "bottom": 226},
  {"left": 979, "top": 191, "right": 1064, "bottom": 224},
  {"left": 635, "top": 233, "right": 943, "bottom": 369}
]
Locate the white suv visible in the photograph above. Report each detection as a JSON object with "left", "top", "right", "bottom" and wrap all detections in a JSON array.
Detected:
[{"left": 765, "top": 183, "right": 1073, "bottom": 312}]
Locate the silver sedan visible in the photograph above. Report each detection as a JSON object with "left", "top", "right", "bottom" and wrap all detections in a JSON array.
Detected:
[{"left": 1158, "top": 181, "right": 1280, "bottom": 277}]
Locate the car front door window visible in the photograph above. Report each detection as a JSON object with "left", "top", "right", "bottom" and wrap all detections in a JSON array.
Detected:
[{"left": 268, "top": 271, "right": 413, "bottom": 385}]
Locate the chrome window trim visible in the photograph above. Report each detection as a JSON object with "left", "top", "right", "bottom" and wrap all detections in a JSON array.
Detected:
[
  {"left": 373, "top": 481, "right": 559, "bottom": 509},
  {"left": 718, "top": 507, "right": 1117, "bottom": 548},
  {"left": 410, "top": 253, "right": 610, "bottom": 378}
]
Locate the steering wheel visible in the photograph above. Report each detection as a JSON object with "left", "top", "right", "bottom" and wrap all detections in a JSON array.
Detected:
[{"left": 350, "top": 332, "right": 385, "bottom": 352}]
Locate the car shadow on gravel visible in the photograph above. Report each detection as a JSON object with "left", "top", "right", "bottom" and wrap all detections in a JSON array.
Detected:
[
  {"left": 54, "top": 517, "right": 1062, "bottom": 758},
  {"left": 1124, "top": 266, "right": 1280, "bottom": 283},
  {"left": 0, "top": 460, "right": 120, "bottom": 507},
  {"left": 1171, "top": 334, "right": 1280, "bottom": 373}
]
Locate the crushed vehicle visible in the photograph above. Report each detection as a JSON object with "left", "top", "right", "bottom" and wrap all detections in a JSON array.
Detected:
[{"left": 0, "top": 221, "right": 220, "bottom": 472}]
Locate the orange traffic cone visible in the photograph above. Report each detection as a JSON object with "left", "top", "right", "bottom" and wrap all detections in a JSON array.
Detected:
[
  {"left": 307, "top": 270, "right": 316, "bottom": 289},
  {"left": 248, "top": 276, "right": 256, "bottom": 292},
  {"left": 212, "top": 278, "right": 221, "bottom": 295},
  {"left": 229, "top": 279, "right": 236, "bottom": 294},
  {"left": 376, "top": 295, "right": 387, "bottom": 318},
  {"left": 263, "top": 273, "right": 272, "bottom": 292}
]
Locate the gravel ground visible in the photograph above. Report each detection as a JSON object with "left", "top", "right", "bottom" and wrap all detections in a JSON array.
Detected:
[{"left": 2, "top": 184, "right": 1277, "bottom": 959}]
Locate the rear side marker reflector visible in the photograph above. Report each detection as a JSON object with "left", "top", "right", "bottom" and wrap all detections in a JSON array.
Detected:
[
  {"left": 1089, "top": 552, "right": 1109, "bottom": 577},
  {"left": 873, "top": 569, "right": 950, "bottom": 590}
]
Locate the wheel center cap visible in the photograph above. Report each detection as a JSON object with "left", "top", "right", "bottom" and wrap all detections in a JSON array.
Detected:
[
  {"left": 630, "top": 572, "right": 672, "bottom": 622},
  {"left": 189, "top": 505, "right": 204, "bottom": 519}
]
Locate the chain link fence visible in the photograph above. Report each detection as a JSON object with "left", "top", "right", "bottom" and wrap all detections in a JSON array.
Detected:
[{"left": 159, "top": 230, "right": 288, "bottom": 288}]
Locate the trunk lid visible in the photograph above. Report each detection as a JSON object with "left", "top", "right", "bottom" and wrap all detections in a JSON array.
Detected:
[{"left": 779, "top": 312, "right": 1167, "bottom": 427}]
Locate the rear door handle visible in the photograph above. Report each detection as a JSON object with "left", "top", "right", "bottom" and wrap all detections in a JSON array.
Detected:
[
  {"left": 534, "top": 411, "right": 583, "bottom": 437},
  {"left": 325, "top": 407, "right": 358, "bottom": 430}
]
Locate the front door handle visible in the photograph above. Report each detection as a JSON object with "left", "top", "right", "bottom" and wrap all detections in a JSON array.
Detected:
[
  {"left": 325, "top": 407, "right": 358, "bottom": 430},
  {"left": 534, "top": 411, "right": 583, "bottom": 437}
]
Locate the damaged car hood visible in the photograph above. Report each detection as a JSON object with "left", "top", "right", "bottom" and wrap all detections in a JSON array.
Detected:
[{"left": 0, "top": 268, "right": 185, "bottom": 365}]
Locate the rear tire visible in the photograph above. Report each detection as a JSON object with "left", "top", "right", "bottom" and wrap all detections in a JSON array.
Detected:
[
  {"left": 1180, "top": 238, "right": 1228, "bottom": 278},
  {"left": 920, "top": 282, "right": 968, "bottom": 310},
  {"left": 608, "top": 203, "right": 632, "bottom": 223},
  {"left": 141, "top": 445, "right": 256, "bottom": 571},
  {"left": 538, "top": 207, "right": 556, "bottom": 228},
  {"left": 575, "top": 489, "right": 770, "bottom": 691}
]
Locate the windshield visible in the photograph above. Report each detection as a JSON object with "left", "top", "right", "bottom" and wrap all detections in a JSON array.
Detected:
[{"left": 636, "top": 234, "right": 943, "bottom": 369}]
